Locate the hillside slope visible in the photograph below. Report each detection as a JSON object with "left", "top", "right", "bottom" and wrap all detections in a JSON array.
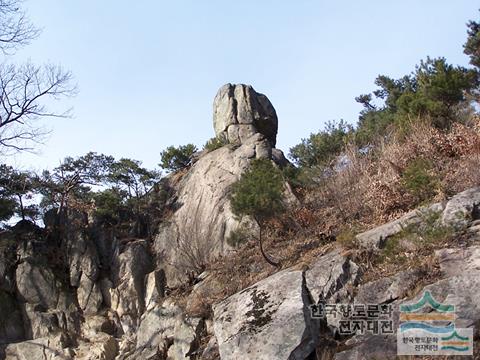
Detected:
[{"left": 1, "top": 85, "right": 480, "bottom": 360}]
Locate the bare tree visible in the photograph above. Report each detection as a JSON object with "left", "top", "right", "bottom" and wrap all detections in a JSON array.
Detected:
[
  {"left": 0, "top": 0, "right": 40, "bottom": 54},
  {"left": 0, "top": 0, "right": 75, "bottom": 154},
  {"left": 0, "top": 63, "right": 75, "bottom": 152},
  {"left": 173, "top": 215, "right": 220, "bottom": 280}
]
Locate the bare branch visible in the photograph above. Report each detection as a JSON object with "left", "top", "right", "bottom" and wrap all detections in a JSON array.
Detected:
[
  {"left": 0, "top": 62, "right": 76, "bottom": 154},
  {"left": 0, "top": 0, "right": 40, "bottom": 54}
]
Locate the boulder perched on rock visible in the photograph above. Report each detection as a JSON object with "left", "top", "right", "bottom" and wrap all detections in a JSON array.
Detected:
[
  {"left": 155, "top": 84, "right": 292, "bottom": 288},
  {"left": 213, "top": 84, "right": 278, "bottom": 146}
]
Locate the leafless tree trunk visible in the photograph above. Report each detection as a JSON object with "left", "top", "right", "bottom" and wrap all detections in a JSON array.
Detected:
[{"left": 255, "top": 215, "right": 281, "bottom": 268}]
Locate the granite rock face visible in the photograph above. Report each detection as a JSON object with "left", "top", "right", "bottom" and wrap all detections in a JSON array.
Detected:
[
  {"left": 109, "top": 239, "right": 154, "bottom": 335},
  {"left": 154, "top": 133, "right": 270, "bottom": 287},
  {"left": 336, "top": 230, "right": 480, "bottom": 360},
  {"left": 0, "top": 83, "right": 295, "bottom": 360},
  {"left": 355, "top": 202, "right": 445, "bottom": 249},
  {"left": 213, "top": 83, "right": 278, "bottom": 146},
  {"left": 441, "top": 186, "right": 480, "bottom": 227},
  {"left": 212, "top": 250, "right": 359, "bottom": 360},
  {"left": 154, "top": 84, "right": 292, "bottom": 288}
]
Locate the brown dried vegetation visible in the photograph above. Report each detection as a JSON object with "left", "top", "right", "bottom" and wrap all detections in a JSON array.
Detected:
[{"left": 185, "top": 116, "right": 480, "bottom": 320}]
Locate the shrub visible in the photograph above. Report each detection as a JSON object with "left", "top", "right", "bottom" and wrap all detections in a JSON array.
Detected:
[
  {"left": 230, "top": 158, "right": 284, "bottom": 266},
  {"left": 378, "top": 209, "right": 455, "bottom": 264},
  {"left": 230, "top": 159, "right": 284, "bottom": 220},
  {"left": 281, "top": 164, "right": 309, "bottom": 189},
  {"left": 378, "top": 234, "right": 407, "bottom": 265},
  {"left": 173, "top": 219, "right": 218, "bottom": 276},
  {"left": 288, "top": 120, "right": 353, "bottom": 168},
  {"left": 203, "top": 136, "right": 228, "bottom": 152},
  {"left": 404, "top": 209, "right": 455, "bottom": 246},
  {"left": 401, "top": 157, "right": 438, "bottom": 202},
  {"left": 159, "top": 144, "right": 197, "bottom": 172},
  {"left": 354, "top": 107, "right": 395, "bottom": 146}
]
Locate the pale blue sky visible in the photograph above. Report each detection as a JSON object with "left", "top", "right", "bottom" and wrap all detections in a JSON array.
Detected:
[{"left": 6, "top": 0, "right": 479, "bottom": 171}]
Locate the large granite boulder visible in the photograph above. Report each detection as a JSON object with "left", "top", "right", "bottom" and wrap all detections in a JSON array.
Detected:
[
  {"left": 213, "top": 269, "right": 305, "bottom": 360},
  {"left": 212, "top": 249, "right": 358, "bottom": 360},
  {"left": 154, "top": 84, "right": 293, "bottom": 288},
  {"left": 213, "top": 84, "right": 278, "bottom": 146},
  {"left": 441, "top": 186, "right": 480, "bottom": 227}
]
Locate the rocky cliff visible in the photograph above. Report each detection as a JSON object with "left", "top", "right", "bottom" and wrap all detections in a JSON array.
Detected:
[
  {"left": 154, "top": 83, "right": 291, "bottom": 288},
  {"left": 1, "top": 85, "right": 480, "bottom": 360}
]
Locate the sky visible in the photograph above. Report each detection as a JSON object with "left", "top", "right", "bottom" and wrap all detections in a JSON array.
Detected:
[{"left": 4, "top": 0, "right": 479, "bottom": 172}]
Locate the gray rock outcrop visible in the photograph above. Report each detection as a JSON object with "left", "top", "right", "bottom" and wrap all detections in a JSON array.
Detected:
[
  {"left": 109, "top": 240, "right": 154, "bottom": 335},
  {"left": 336, "top": 230, "right": 480, "bottom": 359},
  {"left": 356, "top": 186, "right": 480, "bottom": 250},
  {"left": 155, "top": 84, "right": 292, "bottom": 287},
  {"left": 154, "top": 134, "right": 269, "bottom": 287},
  {"left": 213, "top": 84, "right": 278, "bottom": 146},
  {"left": 441, "top": 186, "right": 480, "bottom": 227},
  {"left": 355, "top": 202, "right": 445, "bottom": 249},
  {"left": 4, "top": 334, "right": 73, "bottom": 360},
  {"left": 132, "top": 299, "right": 203, "bottom": 359},
  {"left": 213, "top": 249, "right": 359, "bottom": 360}
]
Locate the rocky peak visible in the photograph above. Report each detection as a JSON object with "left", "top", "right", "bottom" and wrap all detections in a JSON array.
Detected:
[{"left": 213, "top": 83, "right": 278, "bottom": 146}]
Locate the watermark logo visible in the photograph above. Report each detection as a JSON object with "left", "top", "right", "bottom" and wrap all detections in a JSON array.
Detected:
[
  {"left": 310, "top": 303, "right": 394, "bottom": 335},
  {"left": 397, "top": 290, "right": 473, "bottom": 355}
]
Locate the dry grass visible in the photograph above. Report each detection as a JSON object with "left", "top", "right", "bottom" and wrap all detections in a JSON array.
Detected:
[
  {"left": 180, "top": 225, "right": 337, "bottom": 318},
  {"left": 299, "top": 117, "right": 480, "bottom": 237}
]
